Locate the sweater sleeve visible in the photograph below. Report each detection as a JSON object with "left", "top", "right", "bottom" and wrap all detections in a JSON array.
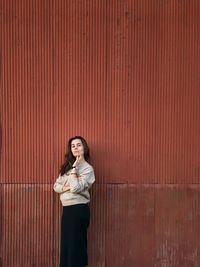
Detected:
[
  {"left": 68, "top": 167, "right": 95, "bottom": 194},
  {"left": 53, "top": 174, "right": 67, "bottom": 193}
]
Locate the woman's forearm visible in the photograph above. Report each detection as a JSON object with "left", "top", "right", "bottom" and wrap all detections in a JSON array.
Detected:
[{"left": 62, "top": 185, "right": 71, "bottom": 192}]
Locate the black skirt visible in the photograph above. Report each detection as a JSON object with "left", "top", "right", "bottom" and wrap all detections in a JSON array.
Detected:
[{"left": 60, "top": 203, "right": 90, "bottom": 267}]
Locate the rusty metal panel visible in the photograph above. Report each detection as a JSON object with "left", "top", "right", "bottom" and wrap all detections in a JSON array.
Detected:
[
  {"left": 88, "top": 184, "right": 107, "bottom": 267},
  {"left": 2, "top": 183, "right": 200, "bottom": 267},
  {"left": 53, "top": 0, "right": 107, "bottom": 182},
  {"left": 52, "top": 184, "right": 62, "bottom": 267},
  {"left": 2, "top": 184, "right": 53, "bottom": 267},
  {"left": 155, "top": 185, "right": 200, "bottom": 267},
  {"left": 1, "top": 0, "right": 200, "bottom": 185},
  {"left": 1, "top": 0, "right": 54, "bottom": 183},
  {"left": 0, "top": 185, "right": 2, "bottom": 267},
  {"left": 106, "top": 0, "right": 200, "bottom": 183},
  {"left": 105, "top": 184, "right": 155, "bottom": 267}
]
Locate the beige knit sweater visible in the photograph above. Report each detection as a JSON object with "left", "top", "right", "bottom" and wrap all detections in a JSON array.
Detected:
[{"left": 53, "top": 160, "right": 95, "bottom": 206}]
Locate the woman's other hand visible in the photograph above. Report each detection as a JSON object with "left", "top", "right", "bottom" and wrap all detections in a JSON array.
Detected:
[{"left": 62, "top": 185, "right": 70, "bottom": 192}]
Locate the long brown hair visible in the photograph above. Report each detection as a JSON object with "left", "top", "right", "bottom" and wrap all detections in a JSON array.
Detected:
[{"left": 59, "top": 136, "right": 90, "bottom": 176}]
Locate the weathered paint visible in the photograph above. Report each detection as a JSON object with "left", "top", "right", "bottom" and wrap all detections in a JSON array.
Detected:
[
  {"left": 1, "top": 184, "right": 53, "bottom": 267},
  {"left": 1, "top": 0, "right": 200, "bottom": 184},
  {"left": 1, "top": 0, "right": 54, "bottom": 183},
  {"left": 105, "top": 184, "right": 155, "bottom": 267},
  {"left": 155, "top": 185, "right": 200, "bottom": 267},
  {"left": 88, "top": 184, "right": 107, "bottom": 267},
  {"left": 1, "top": 0, "right": 200, "bottom": 266},
  {"left": 0, "top": 185, "right": 2, "bottom": 267}
]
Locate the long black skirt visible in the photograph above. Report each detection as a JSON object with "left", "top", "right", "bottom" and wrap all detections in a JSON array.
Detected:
[{"left": 60, "top": 203, "right": 90, "bottom": 267}]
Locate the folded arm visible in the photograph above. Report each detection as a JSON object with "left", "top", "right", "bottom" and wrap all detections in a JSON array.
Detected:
[
  {"left": 53, "top": 174, "right": 70, "bottom": 193},
  {"left": 68, "top": 167, "right": 95, "bottom": 193}
]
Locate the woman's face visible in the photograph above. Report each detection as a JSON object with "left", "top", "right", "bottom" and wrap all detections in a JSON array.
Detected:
[{"left": 71, "top": 139, "right": 84, "bottom": 157}]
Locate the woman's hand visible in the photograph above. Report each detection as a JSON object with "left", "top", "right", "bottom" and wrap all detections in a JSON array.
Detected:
[
  {"left": 62, "top": 185, "right": 70, "bottom": 192},
  {"left": 72, "top": 155, "right": 83, "bottom": 168}
]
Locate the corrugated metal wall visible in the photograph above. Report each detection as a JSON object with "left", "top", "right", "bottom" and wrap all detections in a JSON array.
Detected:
[{"left": 1, "top": 0, "right": 200, "bottom": 266}]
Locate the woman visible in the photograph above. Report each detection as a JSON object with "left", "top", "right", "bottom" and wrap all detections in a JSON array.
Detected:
[{"left": 53, "top": 136, "right": 95, "bottom": 267}]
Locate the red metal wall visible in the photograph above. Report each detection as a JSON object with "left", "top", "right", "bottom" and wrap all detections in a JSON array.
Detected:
[{"left": 1, "top": 0, "right": 200, "bottom": 266}]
